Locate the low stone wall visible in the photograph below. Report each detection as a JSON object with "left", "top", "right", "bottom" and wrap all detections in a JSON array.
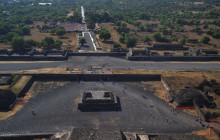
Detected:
[
  {"left": 0, "top": 74, "right": 14, "bottom": 85},
  {"left": 161, "top": 76, "right": 171, "bottom": 91},
  {"left": 32, "top": 74, "right": 161, "bottom": 82},
  {"left": 212, "top": 126, "right": 220, "bottom": 136},
  {"left": 69, "top": 52, "right": 126, "bottom": 57},
  {"left": 10, "top": 75, "right": 34, "bottom": 97},
  {"left": 147, "top": 47, "right": 189, "bottom": 51},
  {"left": 193, "top": 100, "right": 207, "bottom": 121},
  {"left": 0, "top": 55, "right": 68, "bottom": 61},
  {"left": 128, "top": 56, "right": 220, "bottom": 61}
]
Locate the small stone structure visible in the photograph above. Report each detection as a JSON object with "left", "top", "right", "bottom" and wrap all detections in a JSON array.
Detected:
[
  {"left": 149, "top": 43, "right": 188, "bottom": 50},
  {"left": 78, "top": 91, "right": 118, "bottom": 110},
  {"left": 0, "top": 75, "right": 13, "bottom": 85},
  {"left": 127, "top": 47, "right": 150, "bottom": 56},
  {"left": 48, "top": 128, "right": 205, "bottom": 140},
  {"left": 187, "top": 39, "right": 198, "bottom": 44},
  {"left": 190, "top": 48, "right": 220, "bottom": 56}
]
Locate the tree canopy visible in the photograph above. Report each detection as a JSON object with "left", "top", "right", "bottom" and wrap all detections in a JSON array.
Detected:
[
  {"left": 11, "top": 36, "right": 25, "bottom": 52},
  {"left": 99, "top": 28, "right": 111, "bottom": 41},
  {"left": 79, "top": 37, "right": 86, "bottom": 45}
]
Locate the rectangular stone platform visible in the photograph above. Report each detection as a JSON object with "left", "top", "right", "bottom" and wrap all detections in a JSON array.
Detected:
[{"left": 77, "top": 91, "right": 119, "bottom": 110}]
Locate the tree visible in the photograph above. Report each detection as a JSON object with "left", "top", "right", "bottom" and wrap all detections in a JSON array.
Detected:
[
  {"left": 153, "top": 32, "right": 170, "bottom": 42},
  {"left": 23, "top": 18, "right": 33, "bottom": 25},
  {"left": 113, "top": 43, "right": 121, "bottom": 48},
  {"left": 11, "top": 36, "right": 25, "bottom": 51},
  {"left": 115, "top": 21, "right": 121, "bottom": 26},
  {"left": 79, "top": 37, "right": 86, "bottom": 45},
  {"left": 87, "top": 20, "right": 95, "bottom": 29},
  {"left": 144, "top": 35, "right": 151, "bottom": 42},
  {"left": 203, "top": 24, "right": 208, "bottom": 29},
  {"left": 25, "top": 39, "right": 36, "bottom": 49},
  {"left": 54, "top": 40, "right": 63, "bottom": 49},
  {"left": 153, "top": 32, "right": 162, "bottom": 41},
  {"left": 42, "top": 24, "right": 48, "bottom": 30},
  {"left": 162, "top": 27, "right": 169, "bottom": 35},
  {"left": 119, "top": 35, "right": 125, "bottom": 43},
  {"left": 180, "top": 38, "right": 186, "bottom": 45},
  {"left": 41, "top": 37, "right": 55, "bottom": 50},
  {"left": 139, "top": 25, "right": 145, "bottom": 31},
  {"left": 200, "top": 36, "right": 210, "bottom": 44},
  {"left": 6, "top": 32, "right": 19, "bottom": 41},
  {"left": 22, "top": 26, "right": 30, "bottom": 35},
  {"left": 56, "top": 27, "right": 66, "bottom": 38},
  {"left": 11, "top": 28, "right": 23, "bottom": 36},
  {"left": 99, "top": 29, "right": 111, "bottom": 41},
  {"left": 194, "top": 26, "right": 202, "bottom": 34},
  {"left": 125, "top": 36, "right": 137, "bottom": 48}
]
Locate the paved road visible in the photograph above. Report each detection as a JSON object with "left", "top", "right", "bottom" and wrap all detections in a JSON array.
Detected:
[
  {"left": 0, "top": 81, "right": 203, "bottom": 134},
  {"left": 0, "top": 56, "right": 220, "bottom": 72},
  {"left": 80, "top": 33, "right": 95, "bottom": 51},
  {"left": 81, "top": 6, "right": 85, "bottom": 21}
]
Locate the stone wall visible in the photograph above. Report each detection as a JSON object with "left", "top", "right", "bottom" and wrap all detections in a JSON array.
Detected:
[
  {"left": 69, "top": 52, "right": 126, "bottom": 57},
  {"left": 128, "top": 56, "right": 220, "bottom": 61},
  {"left": 161, "top": 76, "right": 171, "bottom": 91},
  {"left": 193, "top": 100, "right": 207, "bottom": 121},
  {"left": 0, "top": 55, "right": 68, "bottom": 61},
  {"left": 32, "top": 74, "right": 161, "bottom": 82}
]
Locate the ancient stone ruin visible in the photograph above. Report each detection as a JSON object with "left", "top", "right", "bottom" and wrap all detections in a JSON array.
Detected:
[
  {"left": 77, "top": 91, "right": 119, "bottom": 111},
  {"left": 166, "top": 88, "right": 209, "bottom": 107}
]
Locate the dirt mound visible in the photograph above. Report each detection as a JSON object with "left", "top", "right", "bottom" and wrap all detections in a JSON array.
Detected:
[
  {"left": 0, "top": 89, "right": 16, "bottom": 109},
  {"left": 167, "top": 88, "right": 208, "bottom": 107}
]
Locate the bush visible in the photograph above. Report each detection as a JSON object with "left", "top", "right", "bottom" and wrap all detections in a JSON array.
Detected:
[
  {"left": 113, "top": 42, "right": 121, "bottom": 48},
  {"left": 153, "top": 32, "right": 170, "bottom": 42},
  {"left": 200, "top": 36, "right": 210, "bottom": 44},
  {"left": 99, "top": 28, "right": 111, "bottom": 41},
  {"left": 210, "top": 79, "right": 217, "bottom": 85},
  {"left": 125, "top": 35, "right": 137, "bottom": 48},
  {"left": 144, "top": 35, "right": 151, "bottom": 42},
  {"left": 180, "top": 38, "right": 186, "bottom": 45}
]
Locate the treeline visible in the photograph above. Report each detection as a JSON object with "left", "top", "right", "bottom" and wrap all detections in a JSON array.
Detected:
[
  {"left": 11, "top": 36, "right": 63, "bottom": 53},
  {"left": 81, "top": 0, "right": 220, "bottom": 25},
  {"left": 0, "top": 0, "right": 82, "bottom": 44}
]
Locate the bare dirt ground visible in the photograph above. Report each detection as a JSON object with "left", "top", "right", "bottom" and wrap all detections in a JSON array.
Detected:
[
  {"left": 24, "top": 21, "right": 80, "bottom": 51},
  {"left": 162, "top": 71, "right": 220, "bottom": 89},
  {"left": 0, "top": 85, "right": 9, "bottom": 90},
  {"left": 98, "top": 23, "right": 126, "bottom": 51},
  {"left": 0, "top": 43, "right": 11, "bottom": 49}
]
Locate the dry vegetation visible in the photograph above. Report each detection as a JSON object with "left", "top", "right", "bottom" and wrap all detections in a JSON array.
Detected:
[
  {"left": 24, "top": 21, "right": 81, "bottom": 51},
  {"left": 28, "top": 81, "right": 70, "bottom": 97},
  {"left": 98, "top": 20, "right": 220, "bottom": 51},
  {"left": 0, "top": 85, "right": 10, "bottom": 90},
  {"left": 163, "top": 71, "right": 220, "bottom": 90},
  {"left": 11, "top": 76, "right": 32, "bottom": 94},
  {"left": 98, "top": 23, "right": 126, "bottom": 52}
]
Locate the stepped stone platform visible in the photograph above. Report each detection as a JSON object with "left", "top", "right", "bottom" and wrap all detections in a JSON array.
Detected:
[{"left": 77, "top": 91, "right": 119, "bottom": 111}]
